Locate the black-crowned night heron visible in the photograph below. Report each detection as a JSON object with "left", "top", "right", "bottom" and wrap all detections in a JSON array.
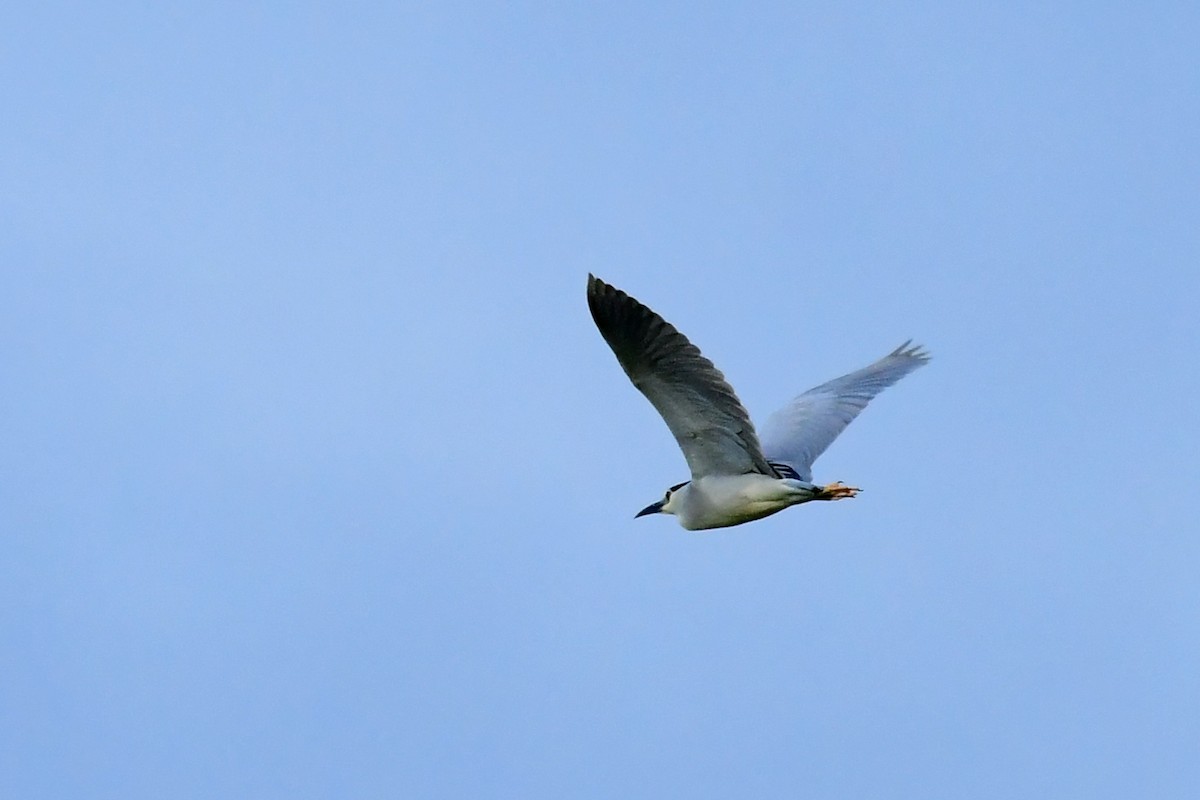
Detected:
[{"left": 587, "top": 274, "right": 929, "bottom": 530}]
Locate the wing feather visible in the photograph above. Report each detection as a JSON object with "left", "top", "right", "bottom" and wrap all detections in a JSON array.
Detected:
[
  {"left": 587, "top": 275, "right": 774, "bottom": 479},
  {"left": 759, "top": 341, "right": 930, "bottom": 481}
]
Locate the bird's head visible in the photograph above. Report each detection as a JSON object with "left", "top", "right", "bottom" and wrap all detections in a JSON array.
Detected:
[{"left": 635, "top": 481, "right": 689, "bottom": 519}]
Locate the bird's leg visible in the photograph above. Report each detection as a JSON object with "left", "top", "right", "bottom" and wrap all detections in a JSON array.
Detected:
[{"left": 814, "top": 481, "right": 861, "bottom": 501}]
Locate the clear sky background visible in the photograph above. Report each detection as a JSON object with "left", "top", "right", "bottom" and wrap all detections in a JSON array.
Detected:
[{"left": 3, "top": 2, "right": 1198, "bottom": 798}]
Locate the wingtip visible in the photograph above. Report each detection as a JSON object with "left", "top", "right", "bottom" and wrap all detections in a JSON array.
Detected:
[
  {"left": 890, "top": 340, "right": 932, "bottom": 362},
  {"left": 586, "top": 273, "right": 609, "bottom": 298},
  {"left": 587, "top": 274, "right": 633, "bottom": 317},
  {"left": 586, "top": 274, "right": 625, "bottom": 331},
  {"left": 586, "top": 273, "right": 605, "bottom": 305}
]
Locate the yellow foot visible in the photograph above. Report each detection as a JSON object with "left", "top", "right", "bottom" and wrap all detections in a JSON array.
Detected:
[{"left": 815, "top": 481, "right": 861, "bottom": 501}]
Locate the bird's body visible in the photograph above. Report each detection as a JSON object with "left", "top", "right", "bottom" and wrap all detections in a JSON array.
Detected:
[
  {"left": 587, "top": 274, "right": 928, "bottom": 530},
  {"left": 660, "top": 474, "right": 815, "bottom": 530}
]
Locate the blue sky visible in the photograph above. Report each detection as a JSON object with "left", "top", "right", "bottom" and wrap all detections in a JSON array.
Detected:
[{"left": 3, "top": 2, "right": 1198, "bottom": 798}]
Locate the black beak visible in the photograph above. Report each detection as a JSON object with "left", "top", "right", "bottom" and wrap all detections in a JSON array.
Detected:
[{"left": 635, "top": 500, "right": 664, "bottom": 518}]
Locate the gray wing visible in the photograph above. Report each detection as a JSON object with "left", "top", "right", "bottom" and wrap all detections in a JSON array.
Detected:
[
  {"left": 587, "top": 275, "right": 776, "bottom": 479},
  {"left": 759, "top": 341, "right": 930, "bottom": 481}
]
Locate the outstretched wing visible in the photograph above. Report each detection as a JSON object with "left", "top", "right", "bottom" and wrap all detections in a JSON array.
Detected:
[
  {"left": 587, "top": 275, "right": 776, "bottom": 479},
  {"left": 759, "top": 341, "right": 930, "bottom": 481}
]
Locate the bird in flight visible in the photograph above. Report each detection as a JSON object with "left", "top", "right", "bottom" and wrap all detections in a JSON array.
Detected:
[{"left": 587, "top": 274, "right": 929, "bottom": 530}]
